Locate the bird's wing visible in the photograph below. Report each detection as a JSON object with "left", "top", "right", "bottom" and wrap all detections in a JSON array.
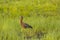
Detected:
[
  {"left": 24, "top": 23, "right": 32, "bottom": 28},
  {"left": 24, "top": 23, "right": 30, "bottom": 27}
]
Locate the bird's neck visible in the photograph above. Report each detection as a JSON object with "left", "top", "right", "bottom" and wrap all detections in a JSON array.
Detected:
[{"left": 20, "top": 19, "right": 23, "bottom": 25}]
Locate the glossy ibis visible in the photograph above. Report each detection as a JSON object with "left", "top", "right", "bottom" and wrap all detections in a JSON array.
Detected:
[{"left": 20, "top": 16, "right": 32, "bottom": 29}]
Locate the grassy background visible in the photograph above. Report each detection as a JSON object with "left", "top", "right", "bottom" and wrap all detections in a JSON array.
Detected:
[{"left": 0, "top": 0, "right": 60, "bottom": 40}]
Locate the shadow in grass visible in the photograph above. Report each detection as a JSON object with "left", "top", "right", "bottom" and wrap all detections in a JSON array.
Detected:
[
  {"left": 24, "top": 36, "right": 32, "bottom": 40},
  {"left": 34, "top": 30, "right": 47, "bottom": 40},
  {"left": 23, "top": 30, "right": 47, "bottom": 40}
]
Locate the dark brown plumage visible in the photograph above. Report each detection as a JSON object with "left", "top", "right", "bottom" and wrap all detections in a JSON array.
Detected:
[{"left": 20, "top": 16, "right": 32, "bottom": 29}]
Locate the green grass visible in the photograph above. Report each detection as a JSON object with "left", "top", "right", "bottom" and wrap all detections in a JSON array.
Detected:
[
  {"left": 0, "top": 0, "right": 60, "bottom": 40},
  {"left": 0, "top": 15, "right": 60, "bottom": 40}
]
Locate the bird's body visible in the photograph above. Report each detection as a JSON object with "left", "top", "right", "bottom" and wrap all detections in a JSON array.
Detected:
[{"left": 20, "top": 16, "right": 32, "bottom": 29}]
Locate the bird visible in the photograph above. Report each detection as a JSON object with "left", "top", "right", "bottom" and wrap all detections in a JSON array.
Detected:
[{"left": 20, "top": 16, "right": 32, "bottom": 29}]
